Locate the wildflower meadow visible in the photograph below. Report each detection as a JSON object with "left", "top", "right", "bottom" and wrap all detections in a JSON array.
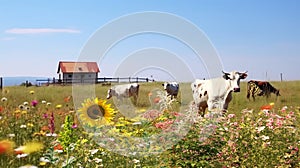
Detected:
[{"left": 0, "top": 81, "right": 299, "bottom": 167}]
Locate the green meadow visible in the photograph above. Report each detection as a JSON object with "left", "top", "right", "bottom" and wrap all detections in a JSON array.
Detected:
[
  {"left": 4, "top": 81, "right": 299, "bottom": 111},
  {"left": 0, "top": 81, "right": 299, "bottom": 167}
]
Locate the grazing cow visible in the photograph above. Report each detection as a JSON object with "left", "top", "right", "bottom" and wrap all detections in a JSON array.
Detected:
[
  {"left": 191, "top": 71, "right": 248, "bottom": 116},
  {"left": 162, "top": 82, "right": 179, "bottom": 99},
  {"left": 107, "top": 83, "right": 139, "bottom": 103},
  {"left": 246, "top": 80, "right": 280, "bottom": 101}
]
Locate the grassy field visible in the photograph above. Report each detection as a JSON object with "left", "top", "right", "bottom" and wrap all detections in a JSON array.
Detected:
[
  {"left": 0, "top": 80, "right": 299, "bottom": 167},
  {"left": 5, "top": 80, "right": 297, "bottom": 113}
]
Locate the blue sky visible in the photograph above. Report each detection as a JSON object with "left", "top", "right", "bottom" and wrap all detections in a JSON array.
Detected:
[{"left": 0, "top": 0, "right": 299, "bottom": 81}]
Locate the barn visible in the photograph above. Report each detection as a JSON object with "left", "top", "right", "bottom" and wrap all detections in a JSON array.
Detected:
[{"left": 57, "top": 61, "right": 100, "bottom": 84}]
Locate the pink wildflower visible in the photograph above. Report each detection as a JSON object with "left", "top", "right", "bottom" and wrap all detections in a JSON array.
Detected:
[
  {"left": 268, "top": 118, "right": 274, "bottom": 123},
  {"left": 276, "top": 118, "right": 283, "bottom": 128},
  {"left": 286, "top": 114, "right": 292, "bottom": 119},
  {"left": 281, "top": 106, "right": 288, "bottom": 112},
  {"left": 142, "top": 110, "right": 162, "bottom": 120},
  {"left": 286, "top": 111, "right": 294, "bottom": 120},
  {"left": 155, "top": 120, "right": 174, "bottom": 130},
  {"left": 266, "top": 121, "right": 274, "bottom": 129},
  {"left": 72, "top": 124, "right": 78, "bottom": 129},
  {"left": 172, "top": 112, "right": 182, "bottom": 117},
  {"left": 31, "top": 100, "right": 38, "bottom": 107},
  {"left": 43, "top": 113, "right": 48, "bottom": 119},
  {"left": 288, "top": 146, "right": 299, "bottom": 151},
  {"left": 227, "top": 114, "right": 235, "bottom": 119}
]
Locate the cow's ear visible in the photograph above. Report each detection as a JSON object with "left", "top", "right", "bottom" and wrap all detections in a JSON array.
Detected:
[
  {"left": 223, "top": 74, "right": 230, "bottom": 80},
  {"left": 162, "top": 83, "right": 164, "bottom": 86},
  {"left": 240, "top": 73, "right": 248, "bottom": 79}
]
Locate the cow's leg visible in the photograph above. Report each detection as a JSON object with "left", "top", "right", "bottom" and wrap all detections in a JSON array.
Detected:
[
  {"left": 246, "top": 92, "right": 250, "bottom": 100},
  {"left": 195, "top": 101, "right": 207, "bottom": 117},
  {"left": 252, "top": 92, "right": 256, "bottom": 101},
  {"left": 246, "top": 83, "right": 251, "bottom": 100},
  {"left": 223, "top": 93, "right": 232, "bottom": 113},
  {"left": 198, "top": 103, "right": 207, "bottom": 117}
]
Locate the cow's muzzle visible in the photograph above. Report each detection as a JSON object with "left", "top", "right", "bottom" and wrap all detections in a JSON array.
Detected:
[{"left": 233, "top": 88, "right": 240, "bottom": 92}]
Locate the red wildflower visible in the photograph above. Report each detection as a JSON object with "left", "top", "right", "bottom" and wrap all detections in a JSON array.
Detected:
[
  {"left": 0, "top": 140, "right": 15, "bottom": 155},
  {"left": 260, "top": 102, "right": 274, "bottom": 111},
  {"left": 64, "top": 96, "right": 71, "bottom": 103},
  {"left": 54, "top": 144, "right": 63, "bottom": 151}
]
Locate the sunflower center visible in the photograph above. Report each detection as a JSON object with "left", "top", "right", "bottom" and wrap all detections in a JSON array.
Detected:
[{"left": 87, "top": 104, "right": 105, "bottom": 120}]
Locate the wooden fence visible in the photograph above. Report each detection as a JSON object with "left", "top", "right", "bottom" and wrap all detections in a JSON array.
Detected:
[{"left": 36, "top": 77, "right": 155, "bottom": 86}]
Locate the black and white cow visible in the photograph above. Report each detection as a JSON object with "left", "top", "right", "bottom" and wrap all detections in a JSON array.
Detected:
[
  {"left": 191, "top": 71, "right": 248, "bottom": 116},
  {"left": 107, "top": 83, "right": 139, "bottom": 103},
  {"left": 162, "top": 82, "right": 179, "bottom": 99}
]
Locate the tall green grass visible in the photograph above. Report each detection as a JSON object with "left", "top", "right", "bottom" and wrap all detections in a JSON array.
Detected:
[{"left": 3, "top": 80, "right": 299, "bottom": 113}]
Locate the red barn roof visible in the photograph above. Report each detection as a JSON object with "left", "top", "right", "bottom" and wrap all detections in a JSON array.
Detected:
[{"left": 57, "top": 61, "right": 100, "bottom": 73}]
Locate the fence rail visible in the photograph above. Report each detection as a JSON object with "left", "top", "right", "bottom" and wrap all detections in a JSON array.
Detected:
[{"left": 35, "top": 77, "right": 155, "bottom": 86}]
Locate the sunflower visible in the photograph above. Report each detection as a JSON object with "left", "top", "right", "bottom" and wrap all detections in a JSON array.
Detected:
[{"left": 78, "top": 98, "right": 115, "bottom": 127}]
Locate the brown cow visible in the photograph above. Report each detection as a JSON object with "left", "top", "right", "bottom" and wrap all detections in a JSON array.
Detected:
[{"left": 246, "top": 80, "right": 280, "bottom": 101}]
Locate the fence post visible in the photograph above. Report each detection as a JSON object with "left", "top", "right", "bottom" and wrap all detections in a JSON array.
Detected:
[
  {"left": 0, "top": 77, "right": 2, "bottom": 90},
  {"left": 117, "top": 77, "right": 119, "bottom": 83},
  {"left": 136, "top": 77, "right": 138, "bottom": 83},
  {"left": 129, "top": 77, "right": 131, "bottom": 83}
]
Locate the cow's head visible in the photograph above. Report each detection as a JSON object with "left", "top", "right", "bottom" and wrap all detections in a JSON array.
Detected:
[
  {"left": 276, "top": 90, "right": 281, "bottom": 96},
  {"left": 222, "top": 71, "right": 248, "bottom": 92},
  {"left": 162, "top": 82, "right": 169, "bottom": 90},
  {"left": 106, "top": 89, "right": 113, "bottom": 99}
]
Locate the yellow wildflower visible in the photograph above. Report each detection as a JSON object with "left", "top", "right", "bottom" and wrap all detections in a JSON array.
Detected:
[
  {"left": 15, "top": 142, "right": 43, "bottom": 154},
  {"left": 56, "top": 104, "right": 62, "bottom": 109}
]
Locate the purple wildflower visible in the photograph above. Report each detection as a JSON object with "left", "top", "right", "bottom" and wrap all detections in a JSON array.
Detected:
[
  {"left": 72, "top": 124, "right": 78, "bottom": 129},
  {"left": 43, "top": 113, "right": 48, "bottom": 119},
  {"left": 49, "top": 112, "right": 55, "bottom": 134},
  {"left": 31, "top": 100, "right": 38, "bottom": 107}
]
